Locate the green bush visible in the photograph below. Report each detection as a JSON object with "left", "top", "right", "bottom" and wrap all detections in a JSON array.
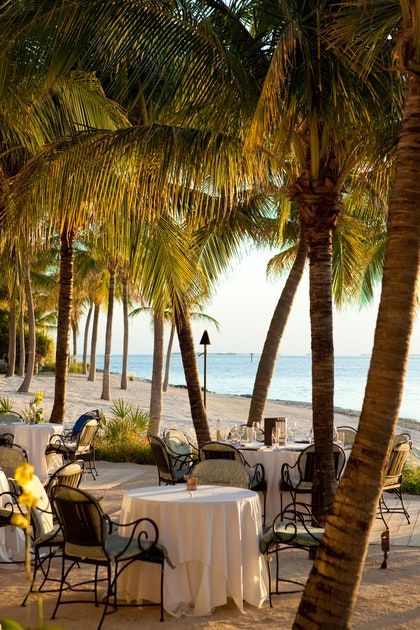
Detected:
[
  {"left": 402, "top": 464, "right": 420, "bottom": 495},
  {"left": 96, "top": 400, "right": 152, "bottom": 464},
  {"left": 68, "top": 360, "right": 85, "bottom": 374},
  {"left": 96, "top": 436, "right": 154, "bottom": 464}
]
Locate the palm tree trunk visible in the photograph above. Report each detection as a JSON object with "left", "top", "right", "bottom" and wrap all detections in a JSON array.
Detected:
[
  {"left": 18, "top": 259, "right": 36, "bottom": 393},
  {"left": 71, "top": 322, "right": 77, "bottom": 363},
  {"left": 18, "top": 299, "right": 25, "bottom": 377},
  {"left": 82, "top": 302, "right": 93, "bottom": 374},
  {"left": 149, "top": 311, "right": 164, "bottom": 434},
  {"left": 49, "top": 227, "right": 75, "bottom": 422},
  {"left": 163, "top": 320, "right": 175, "bottom": 392},
  {"left": 6, "top": 296, "right": 17, "bottom": 377},
  {"left": 175, "top": 304, "right": 210, "bottom": 447},
  {"left": 307, "top": 224, "right": 336, "bottom": 519},
  {"left": 101, "top": 264, "right": 116, "bottom": 400},
  {"left": 120, "top": 276, "right": 129, "bottom": 390},
  {"left": 87, "top": 303, "right": 100, "bottom": 382},
  {"left": 247, "top": 237, "right": 307, "bottom": 426},
  {"left": 294, "top": 70, "right": 420, "bottom": 630}
]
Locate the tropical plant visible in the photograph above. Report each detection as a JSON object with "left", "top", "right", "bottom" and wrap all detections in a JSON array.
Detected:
[{"left": 0, "top": 396, "right": 14, "bottom": 413}]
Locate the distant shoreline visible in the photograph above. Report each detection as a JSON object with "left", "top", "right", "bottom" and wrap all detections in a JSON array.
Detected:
[{"left": 111, "top": 371, "right": 420, "bottom": 428}]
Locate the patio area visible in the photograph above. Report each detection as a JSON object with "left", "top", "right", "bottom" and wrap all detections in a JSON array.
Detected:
[{"left": 0, "top": 461, "right": 419, "bottom": 629}]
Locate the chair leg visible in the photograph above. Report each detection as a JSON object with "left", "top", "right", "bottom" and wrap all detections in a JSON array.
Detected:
[
  {"left": 159, "top": 562, "right": 164, "bottom": 622},
  {"left": 51, "top": 553, "right": 68, "bottom": 619},
  {"left": 97, "top": 564, "right": 112, "bottom": 630}
]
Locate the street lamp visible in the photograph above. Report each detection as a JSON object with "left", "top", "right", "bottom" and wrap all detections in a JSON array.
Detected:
[{"left": 199, "top": 330, "right": 211, "bottom": 407}]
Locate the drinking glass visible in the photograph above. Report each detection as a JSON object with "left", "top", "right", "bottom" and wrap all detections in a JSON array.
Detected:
[{"left": 271, "top": 428, "right": 278, "bottom": 447}]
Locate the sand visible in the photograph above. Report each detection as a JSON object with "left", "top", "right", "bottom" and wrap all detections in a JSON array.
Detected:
[
  {"left": 1, "top": 372, "right": 419, "bottom": 450},
  {"left": 0, "top": 372, "right": 419, "bottom": 628}
]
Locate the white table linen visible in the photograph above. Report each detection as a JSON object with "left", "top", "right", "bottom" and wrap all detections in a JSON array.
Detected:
[
  {"left": 241, "top": 442, "right": 312, "bottom": 525},
  {"left": 118, "top": 485, "right": 268, "bottom": 617},
  {"left": 0, "top": 423, "right": 63, "bottom": 481},
  {"left": 0, "top": 470, "right": 25, "bottom": 567}
]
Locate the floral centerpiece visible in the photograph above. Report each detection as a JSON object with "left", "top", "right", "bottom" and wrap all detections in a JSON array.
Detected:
[{"left": 23, "top": 391, "right": 45, "bottom": 424}]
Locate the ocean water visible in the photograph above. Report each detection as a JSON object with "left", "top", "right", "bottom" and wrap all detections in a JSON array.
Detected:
[{"left": 96, "top": 354, "right": 420, "bottom": 422}]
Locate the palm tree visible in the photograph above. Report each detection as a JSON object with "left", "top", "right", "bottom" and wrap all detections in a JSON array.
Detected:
[
  {"left": 120, "top": 274, "right": 129, "bottom": 390},
  {"left": 294, "top": 2, "right": 419, "bottom": 625},
  {"left": 101, "top": 260, "right": 118, "bottom": 401},
  {"left": 18, "top": 256, "right": 36, "bottom": 393},
  {"left": 88, "top": 303, "right": 101, "bottom": 382},
  {"left": 82, "top": 301, "right": 93, "bottom": 374},
  {"left": 149, "top": 310, "right": 165, "bottom": 434}
]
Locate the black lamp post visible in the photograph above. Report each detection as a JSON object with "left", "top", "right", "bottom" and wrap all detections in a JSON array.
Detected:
[{"left": 199, "top": 330, "right": 211, "bottom": 407}]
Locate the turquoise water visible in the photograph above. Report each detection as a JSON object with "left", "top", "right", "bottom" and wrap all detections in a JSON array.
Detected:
[{"left": 95, "top": 354, "right": 420, "bottom": 422}]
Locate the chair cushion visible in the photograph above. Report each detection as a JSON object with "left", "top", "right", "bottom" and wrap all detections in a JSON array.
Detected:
[
  {"left": 260, "top": 521, "right": 324, "bottom": 554},
  {"left": 65, "top": 533, "right": 168, "bottom": 564},
  {"left": 34, "top": 524, "right": 63, "bottom": 548}
]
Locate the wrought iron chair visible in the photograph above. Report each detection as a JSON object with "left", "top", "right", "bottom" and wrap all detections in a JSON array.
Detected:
[
  {"left": 162, "top": 427, "right": 199, "bottom": 470},
  {"left": 280, "top": 443, "right": 346, "bottom": 512},
  {"left": 148, "top": 434, "right": 192, "bottom": 484},
  {"left": 199, "top": 441, "right": 267, "bottom": 523},
  {"left": 62, "top": 409, "right": 101, "bottom": 441},
  {"left": 378, "top": 440, "right": 411, "bottom": 526},
  {"left": 21, "top": 462, "right": 85, "bottom": 606},
  {"left": 0, "top": 443, "right": 28, "bottom": 479},
  {"left": 192, "top": 459, "right": 251, "bottom": 488},
  {"left": 0, "top": 411, "right": 24, "bottom": 423},
  {"left": 336, "top": 425, "right": 357, "bottom": 448},
  {"left": 50, "top": 485, "right": 172, "bottom": 628},
  {"left": 46, "top": 418, "right": 99, "bottom": 480},
  {"left": 0, "top": 432, "right": 14, "bottom": 447},
  {"left": 259, "top": 502, "right": 324, "bottom": 605},
  {"left": 44, "top": 460, "right": 85, "bottom": 499}
]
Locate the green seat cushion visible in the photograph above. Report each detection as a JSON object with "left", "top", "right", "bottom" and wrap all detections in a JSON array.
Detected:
[{"left": 260, "top": 521, "right": 324, "bottom": 554}]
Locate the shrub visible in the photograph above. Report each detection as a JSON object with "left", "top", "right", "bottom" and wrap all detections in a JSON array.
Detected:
[
  {"left": 68, "top": 360, "right": 85, "bottom": 374},
  {"left": 96, "top": 400, "right": 152, "bottom": 464},
  {"left": 96, "top": 436, "right": 154, "bottom": 465},
  {"left": 402, "top": 463, "right": 420, "bottom": 495}
]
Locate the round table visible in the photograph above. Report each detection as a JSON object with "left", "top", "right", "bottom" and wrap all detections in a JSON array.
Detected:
[
  {"left": 0, "top": 422, "right": 63, "bottom": 481},
  {"left": 240, "top": 442, "right": 312, "bottom": 525},
  {"left": 118, "top": 484, "right": 268, "bottom": 617}
]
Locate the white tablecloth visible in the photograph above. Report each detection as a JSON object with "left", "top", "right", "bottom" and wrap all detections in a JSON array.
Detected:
[
  {"left": 0, "top": 470, "right": 25, "bottom": 568},
  {"left": 0, "top": 423, "right": 63, "bottom": 481},
  {"left": 241, "top": 442, "right": 311, "bottom": 525},
  {"left": 119, "top": 485, "right": 268, "bottom": 617}
]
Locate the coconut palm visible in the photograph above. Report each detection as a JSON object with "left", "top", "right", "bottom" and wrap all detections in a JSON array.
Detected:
[
  {"left": 293, "top": 2, "right": 419, "bottom": 625},
  {"left": 247, "top": 191, "right": 388, "bottom": 427}
]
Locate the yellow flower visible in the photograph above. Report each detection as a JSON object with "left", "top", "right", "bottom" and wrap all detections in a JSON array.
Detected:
[
  {"left": 34, "top": 390, "right": 44, "bottom": 405},
  {"left": 14, "top": 463, "right": 35, "bottom": 487},
  {"left": 11, "top": 513, "right": 30, "bottom": 530},
  {"left": 18, "top": 491, "right": 38, "bottom": 509}
]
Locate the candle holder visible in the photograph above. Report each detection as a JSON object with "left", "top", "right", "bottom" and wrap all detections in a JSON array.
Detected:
[{"left": 186, "top": 477, "right": 197, "bottom": 491}]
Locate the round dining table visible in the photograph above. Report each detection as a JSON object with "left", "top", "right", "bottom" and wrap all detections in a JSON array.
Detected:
[
  {"left": 0, "top": 422, "right": 63, "bottom": 481},
  {"left": 118, "top": 484, "right": 268, "bottom": 617},
  {"left": 239, "top": 441, "right": 314, "bottom": 525}
]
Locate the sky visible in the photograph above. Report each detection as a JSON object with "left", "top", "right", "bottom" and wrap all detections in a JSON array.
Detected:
[{"left": 79, "top": 246, "right": 420, "bottom": 357}]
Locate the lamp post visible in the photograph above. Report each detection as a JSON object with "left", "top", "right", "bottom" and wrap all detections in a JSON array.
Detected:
[{"left": 199, "top": 330, "right": 211, "bottom": 408}]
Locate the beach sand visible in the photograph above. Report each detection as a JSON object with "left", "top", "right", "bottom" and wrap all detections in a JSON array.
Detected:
[
  {"left": 0, "top": 372, "right": 419, "bottom": 450},
  {"left": 0, "top": 372, "right": 419, "bottom": 628}
]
